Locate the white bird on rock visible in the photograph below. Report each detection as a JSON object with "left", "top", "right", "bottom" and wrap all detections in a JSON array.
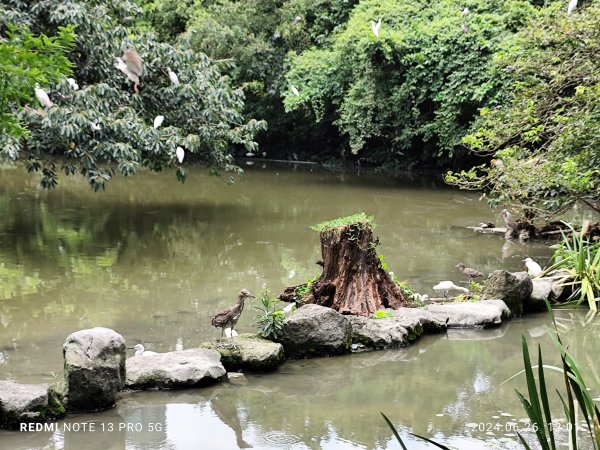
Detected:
[
  {"left": 567, "top": 0, "right": 577, "bottom": 15},
  {"left": 433, "top": 281, "right": 469, "bottom": 299},
  {"left": 371, "top": 18, "right": 382, "bottom": 36},
  {"left": 176, "top": 146, "right": 185, "bottom": 164},
  {"left": 34, "top": 84, "right": 53, "bottom": 108},
  {"left": 66, "top": 78, "right": 79, "bottom": 91},
  {"left": 133, "top": 344, "right": 158, "bottom": 357},
  {"left": 167, "top": 67, "right": 179, "bottom": 86},
  {"left": 282, "top": 303, "right": 296, "bottom": 316},
  {"left": 523, "top": 257, "right": 543, "bottom": 277},
  {"left": 154, "top": 115, "right": 164, "bottom": 128}
]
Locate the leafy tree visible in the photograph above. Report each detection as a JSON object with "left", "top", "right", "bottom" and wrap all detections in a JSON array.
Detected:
[
  {"left": 0, "top": 0, "right": 265, "bottom": 191},
  {"left": 0, "top": 24, "right": 75, "bottom": 142},
  {"left": 446, "top": 1, "right": 600, "bottom": 216},
  {"left": 284, "top": 0, "right": 540, "bottom": 166}
]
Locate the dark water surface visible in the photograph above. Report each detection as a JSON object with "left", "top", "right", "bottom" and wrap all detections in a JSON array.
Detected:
[{"left": 0, "top": 163, "right": 598, "bottom": 449}]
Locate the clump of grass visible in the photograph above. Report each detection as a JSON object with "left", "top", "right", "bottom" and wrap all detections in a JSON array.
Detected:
[
  {"left": 293, "top": 273, "right": 319, "bottom": 302},
  {"left": 371, "top": 310, "right": 393, "bottom": 320},
  {"left": 311, "top": 212, "right": 376, "bottom": 232}
]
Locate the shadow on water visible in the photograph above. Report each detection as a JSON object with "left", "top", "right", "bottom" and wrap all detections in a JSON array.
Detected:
[{"left": 1, "top": 163, "right": 597, "bottom": 449}]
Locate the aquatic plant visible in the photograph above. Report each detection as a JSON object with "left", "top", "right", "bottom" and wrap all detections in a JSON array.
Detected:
[
  {"left": 252, "top": 288, "right": 285, "bottom": 340},
  {"left": 546, "top": 222, "right": 600, "bottom": 317}
]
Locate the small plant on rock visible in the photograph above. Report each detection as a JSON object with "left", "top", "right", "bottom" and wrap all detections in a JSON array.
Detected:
[
  {"left": 252, "top": 288, "right": 286, "bottom": 340},
  {"left": 371, "top": 310, "right": 393, "bottom": 320}
]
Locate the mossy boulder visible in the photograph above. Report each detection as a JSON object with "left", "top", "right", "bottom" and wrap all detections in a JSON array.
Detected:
[
  {"left": 0, "top": 381, "right": 65, "bottom": 429},
  {"left": 481, "top": 270, "right": 533, "bottom": 316},
  {"left": 201, "top": 334, "right": 284, "bottom": 371},
  {"left": 276, "top": 304, "right": 352, "bottom": 358}
]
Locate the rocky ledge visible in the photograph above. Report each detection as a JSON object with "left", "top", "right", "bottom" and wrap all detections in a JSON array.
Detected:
[
  {"left": 0, "top": 381, "right": 65, "bottom": 429},
  {"left": 200, "top": 334, "right": 285, "bottom": 372}
]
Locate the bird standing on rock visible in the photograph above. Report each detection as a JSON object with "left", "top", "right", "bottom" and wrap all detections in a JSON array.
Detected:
[
  {"left": 133, "top": 344, "right": 158, "bottom": 356},
  {"left": 455, "top": 263, "right": 484, "bottom": 281},
  {"left": 433, "top": 281, "right": 469, "bottom": 299},
  {"left": 523, "top": 257, "right": 543, "bottom": 277},
  {"left": 211, "top": 289, "right": 255, "bottom": 340}
]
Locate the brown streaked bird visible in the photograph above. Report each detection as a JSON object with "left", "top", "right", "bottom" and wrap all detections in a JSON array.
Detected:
[
  {"left": 115, "top": 49, "right": 143, "bottom": 94},
  {"left": 455, "top": 263, "right": 484, "bottom": 281},
  {"left": 211, "top": 289, "right": 255, "bottom": 340},
  {"left": 501, "top": 209, "right": 517, "bottom": 230}
]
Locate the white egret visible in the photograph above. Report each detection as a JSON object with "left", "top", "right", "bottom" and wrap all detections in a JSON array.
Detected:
[
  {"left": 115, "top": 49, "right": 143, "bottom": 93},
  {"left": 34, "top": 84, "right": 53, "bottom": 108},
  {"left": 567, "top": 0, "right": 577, "bottom": 14},
  {"left": 523, "top": 258, "right": 543, "bottom": 277},
  {"left": 462, "top": 7, "right": 470, "bottom": 17},
  {"left": 176, "top": 146, "right": 185, "bottom": 163},
  {"left": 154, "top": 115, "right": 164, "bottom": 128},
  {"left": 66, "top": 78, "right": 79, "bottom": 91},
  {"left": 90, "top": 122, "right": 101, "bottom": 131},
  {"left": 246, "top": 152, "right": 255, "bottom": 157},
  {"left": 167, "top": 67, "right": 179, "bottom": 86},
  {"left": 371, "top": 18, "right": 382, "bottom": 37},
  {"left": 175, "top": 337, "right": 183, "bottom": 351},
  {"left": 461, "top": 23, "right": 470, "bottom": 33},
  {"left": 290, "top": 85, "right": 300, "bottom": 96},
  {"left": 433, "top": 281, "right": 469, "bottom": 299},
  {"left": 133, "top": 344, "right": 158, "bottom": 356},
  {"left": 282, "top": 303, "right": 296, "bottom": 316}
]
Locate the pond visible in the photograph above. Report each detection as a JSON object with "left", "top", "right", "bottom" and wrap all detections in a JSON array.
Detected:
[{"left": 0, "top": 162, "right": 597, "bottom": 449}]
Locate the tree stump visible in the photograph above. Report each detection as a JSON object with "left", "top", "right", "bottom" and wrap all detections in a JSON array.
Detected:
[{"left": 281, "top": 217, "right": 407, "bottom": 316}]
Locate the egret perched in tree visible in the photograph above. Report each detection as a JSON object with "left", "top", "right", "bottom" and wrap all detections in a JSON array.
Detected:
[
  {"left": 133, "top": 344, "right": 158, "bottom": 356},
  {"left": 154, "top": 115, "right": 164, "bottom": 128},
  {"left": 90, "top": 122, "right": 101, "bottom": 131},
  {"left": 433, "top": 281, "right": 469, "bottom": 299},
  {"left": 462, "top": 7, "right": 470, "bottom": 17},
  {"left": 461, "top": 23, "right": 470, "bottom": 33},
  {"left": 523, "top": 258, "right": 543, "bottom": 277},
  {"left": 167, "top": 67, "right": 179, "bottom": 86},
  {"left": 290, "top": 85, "right": 300, "bottom": 96},
  {"left": 176, "top": 146, "right": 185, "bottom": 163},
  {"left": 371, "top": 18, "right": 382, "bottom": 36},
  {"left": 34, "top": 84, "right": 53, "bottom": 108},
  {"left": 211, "top": 289, "right": 256, "bottom": 340},
  {"left": 567, "top": 0, "right": 577, "bottom": 14},
  {"left": 115, "top": 49, "right": 143, "bottom": 93},
  {"left": 66, "top": 78, "right": 79, "bottom": 91}
]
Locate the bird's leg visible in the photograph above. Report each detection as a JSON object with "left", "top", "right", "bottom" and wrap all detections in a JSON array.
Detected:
[
  {"left": 134, "top": 83, "right": 139, "bottom": 94},
  {"left": 219, "top": 327, "right": 224, "bottom": 342}
]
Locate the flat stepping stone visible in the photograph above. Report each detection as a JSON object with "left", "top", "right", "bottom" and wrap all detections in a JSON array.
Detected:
[
  {"left": 0, "top": 381, "right": 65, "bottom": 429},
  {"left": 125, "top": 348, "right": 225, "bottom": 390},
  {"left": 201, "top": 334, "right": 285, "bottom": 372},
  {"left": 423, "top": 300, "right": 510, "bottom": 328}
]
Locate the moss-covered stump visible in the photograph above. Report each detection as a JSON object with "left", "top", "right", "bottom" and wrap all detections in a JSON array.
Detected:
[
  {"left": 280, "top": 213, "right": 408, "bottom": 316},
  {"left": 200, "top": 334, "right": 285, "bottom": 372},
  {"left": 0, "top": 381, "right": 65, "bottom": 429}
]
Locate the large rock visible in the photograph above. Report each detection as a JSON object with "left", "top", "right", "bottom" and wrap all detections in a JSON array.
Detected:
[
  {"left": 200, "top": 334, "right": 284, "bottom": 372},
  {"left": 424, "top": 300, "right": 511, "bottom": 328},
  {"left": 0, "top": 381, "right": 65, "bottom": 429},
  {"left": 125, "top": 348, "right": 225, "bottom": 390},
  {"left": 276, "top": 304, "right": 352, "bottom": 358},
  {"left": 481, "top": 270, "right": 533, "bottom": 315},
  {"left": 347, "top": 316, "right": 410, "bottom": 349},
  {"left": 529, "top": 279, "right": 553, "bottom": 311},
  {"left": 63, "top": 327, "right": 126, "bottom": 412}
]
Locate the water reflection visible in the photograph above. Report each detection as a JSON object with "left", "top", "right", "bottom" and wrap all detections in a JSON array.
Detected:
[{"left": 0, "top": 163, "right": 597, "bottom": 449}]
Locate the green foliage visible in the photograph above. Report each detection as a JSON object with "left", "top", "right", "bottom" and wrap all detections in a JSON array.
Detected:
[
  {"left": 371, "top": 310, "right": 393, "bottom": 319},
  {"left": 469, "top": 280, "right": 482, "bottom": 292},
  {"left": 0, "top": 24, "right": 75, "bottom": 141},
  {"left": 515, "top": 306, "right": 600, "bottom": 450},
  {"left": 546, "top": 222, "right": 600, "bottom": 316},
  {"left": 252, "top": 288, "right": 286, "bottom": 339},
  {"left": 293, "top": 273, "right": 319, "bottom": 303},
  {"left": 285, "top": 0, "right": 540, "bottom": 166},
  {"left": 0, "top": 0, "right": 265, "bottom": 191},
  {"left": 449, "top": 2, "right": 600, "bottom": 215},
  {"left": 311, "top": 212, "right": 375, "bottom": 232}
]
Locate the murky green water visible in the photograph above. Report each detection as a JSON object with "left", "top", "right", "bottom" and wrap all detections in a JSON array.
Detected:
[{"left": 0, "top": 162, "right": 598, "bottom": 449}]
